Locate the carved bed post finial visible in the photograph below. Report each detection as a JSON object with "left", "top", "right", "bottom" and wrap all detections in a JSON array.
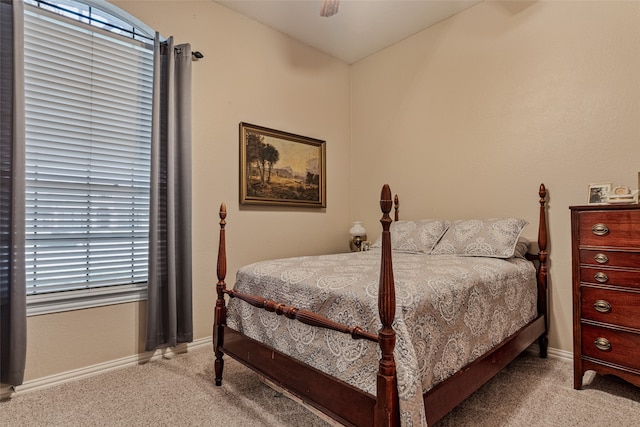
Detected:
[
  {"left": 537, "top": 184, "right": 549, "bottom": 357},
  {"left": 394, "top": 194, "right": 399, "bottom": 222},
  {"left": 538, "top": 184, "right": 548, "bottom": 257},
  {"left": 214, "top": 203, "right": 228, "bottom": 386},
  {"left": 217, "top": 203, "right": 227, "bottom": 286},
  {"left": 374, "top": 185, "right": 400, "bottom": 427}
]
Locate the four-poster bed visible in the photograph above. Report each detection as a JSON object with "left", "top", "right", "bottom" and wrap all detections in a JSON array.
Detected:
[{"left": 213, "top": 183, "right": 549, "bottom": 426}]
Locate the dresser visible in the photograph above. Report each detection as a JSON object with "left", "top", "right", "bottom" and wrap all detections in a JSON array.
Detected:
[{"left": 570, "top": 204, "right": 640, "bottom": 389}]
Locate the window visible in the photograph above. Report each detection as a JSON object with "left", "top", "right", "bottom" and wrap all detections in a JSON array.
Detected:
[{"left": 23, "top": 0, "right": 155, "bottom": 315}]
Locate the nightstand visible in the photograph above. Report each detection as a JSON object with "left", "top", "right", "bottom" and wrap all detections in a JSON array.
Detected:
[{"left": 570, "top": 204, "right": 640, "bottom": 389}]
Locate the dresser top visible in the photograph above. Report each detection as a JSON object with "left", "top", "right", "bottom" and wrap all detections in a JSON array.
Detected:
[{"left": 570, "top": 204, "right": 639, "bottom": 211}]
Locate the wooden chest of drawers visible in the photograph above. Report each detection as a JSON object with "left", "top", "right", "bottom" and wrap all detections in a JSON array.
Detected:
[{"left": 570, "top": 204, "right": 640, "bottom": 389}]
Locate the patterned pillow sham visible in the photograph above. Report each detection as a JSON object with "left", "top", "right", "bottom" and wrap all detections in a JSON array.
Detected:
[
  {"left": 513, "top": 237, "right": 531, "bottom": 258},
  {"left": 431, "top": 217, "right": 528, "bottom": 258},
  {"left": 371, "top": 220, "right": 450, "bottom": 254}
]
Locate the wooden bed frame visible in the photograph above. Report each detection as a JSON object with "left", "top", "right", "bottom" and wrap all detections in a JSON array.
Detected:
[{"left": 213, "top": 183, "right": 548, "bottom": 426}]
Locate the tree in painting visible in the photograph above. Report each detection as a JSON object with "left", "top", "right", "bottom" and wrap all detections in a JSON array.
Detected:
[
  {"left": 246, "top": 133, "right": 281, "bottom": 185},
  {"left": 245, "top": 133, "right": 264, "bottom": 185},
  {"left": 263, "top": 144, "right": 279, "bottom": 184}
]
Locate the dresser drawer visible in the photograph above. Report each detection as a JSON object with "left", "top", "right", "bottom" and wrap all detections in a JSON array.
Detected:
[
  {"left": 580, "top": 266, "right": 640, "bottom": 289},
  {"left": 581, "top": 286, "right": 640, "bottom": 329},
  {"left": 577, "top": 210, "right": 640, "bottom": 247},
  {"left": 581, "top": 323, "right": 640, "bottom": 370},
  {"left": 579, "top": 249, "right": 640, "bottom": 269}
]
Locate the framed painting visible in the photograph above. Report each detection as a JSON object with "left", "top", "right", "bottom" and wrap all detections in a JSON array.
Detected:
[{"left": 239, "top": 122, "right": 326, "bottom": 207}]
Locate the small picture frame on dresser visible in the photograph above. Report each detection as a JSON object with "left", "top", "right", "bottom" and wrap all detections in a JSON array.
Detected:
[{"left": 587, "top": 182, "right": 612, "bottom": 204}]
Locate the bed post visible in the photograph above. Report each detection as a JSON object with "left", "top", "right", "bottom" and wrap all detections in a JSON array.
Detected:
[
  {"left": 537, "top": 184, "right": 549, "bottom": 358},
  {"left": 394, "top": 194, "right": 399, "bottom": 222},
  {"left": 214, "top": 203, "right": 227, "bottom": 386},
  {"left": 374, "top": 185, "right": 400, "bottom": 427}
]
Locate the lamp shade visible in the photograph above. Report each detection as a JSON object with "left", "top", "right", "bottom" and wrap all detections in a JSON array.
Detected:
[{"left": 349, "top": 221, "right": 366, "bottom": 237}]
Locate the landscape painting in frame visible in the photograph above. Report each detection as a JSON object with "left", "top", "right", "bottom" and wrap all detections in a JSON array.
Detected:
[{"left": 239, "top": 122, "right": 326, "bottom": 207}]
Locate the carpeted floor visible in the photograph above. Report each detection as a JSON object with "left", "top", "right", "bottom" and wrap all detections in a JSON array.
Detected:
[{"left": 1, "top": 347, "right": 638, "bottom": 426}]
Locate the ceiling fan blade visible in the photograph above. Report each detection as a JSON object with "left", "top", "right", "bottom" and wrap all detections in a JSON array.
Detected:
[{"left": 320, "top": 0, "right": 339, "bottom": 17}]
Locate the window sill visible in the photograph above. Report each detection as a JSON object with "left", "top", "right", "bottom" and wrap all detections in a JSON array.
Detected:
[{"left": 27, "top": 284, "right": 148, "bottom": 316}]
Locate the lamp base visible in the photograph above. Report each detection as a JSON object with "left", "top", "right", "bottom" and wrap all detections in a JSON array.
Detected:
[{"left": 350, "top": 235, "right": 367, "bottom": 252}]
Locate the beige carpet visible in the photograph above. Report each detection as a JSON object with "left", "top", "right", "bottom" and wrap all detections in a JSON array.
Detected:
[{"left": 1, "top": 347, "right": 639, "bottom": 426}]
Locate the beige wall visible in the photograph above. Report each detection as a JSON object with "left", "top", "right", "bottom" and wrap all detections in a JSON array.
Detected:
[
  {"left": 351, "top": 1, "right": 640, "bottom": 353},
  {"left": 22, "top": 0, "right": 640, "bottom": 383},
  {"left": 23, "top": 1, "right": 352, "bottom": 382}
]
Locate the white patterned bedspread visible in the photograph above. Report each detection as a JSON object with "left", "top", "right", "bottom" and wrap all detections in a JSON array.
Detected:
[{"left": 226, "top": 250, "right": 537, "bottom": 426}]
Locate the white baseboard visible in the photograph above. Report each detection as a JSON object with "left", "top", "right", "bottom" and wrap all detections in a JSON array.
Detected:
[
  {"left": 1, "top": 336, "right": 212, "bottom": 400},
  {"left": 546, "top": 346, "right": 573, "bottom": 362},
  {"left": 2, "top": 340, "right": 571, "bottom": 401},
  {"left": 525, "top": 343, "right": 573, "bottom": 362}
]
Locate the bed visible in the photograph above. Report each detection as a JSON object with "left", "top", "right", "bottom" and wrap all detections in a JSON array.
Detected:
[{"left": 213, "top": 183, "right": 549, "bottom": 426}]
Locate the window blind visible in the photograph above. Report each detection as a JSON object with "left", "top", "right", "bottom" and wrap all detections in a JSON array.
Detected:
[{"left": 23, "top": 7, "right": 153, "bottom": 296}]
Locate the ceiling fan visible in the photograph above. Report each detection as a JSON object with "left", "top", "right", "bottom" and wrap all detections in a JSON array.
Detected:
[{"left": 320, "top": 0, "right": 339, "bottom": 17}]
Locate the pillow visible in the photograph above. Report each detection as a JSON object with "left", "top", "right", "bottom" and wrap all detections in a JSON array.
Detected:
[
  {"left": 431, "top": 218, "right": 528, "bottom": 258},
  {"left": 513, "top": 237, "right": 531, "bottom": 258},
  {"left": 371, "top": 220, "right": 450, "bottom": 254}
]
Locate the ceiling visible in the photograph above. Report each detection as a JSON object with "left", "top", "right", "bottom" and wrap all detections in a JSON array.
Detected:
[{"left": 215, "top": 0, "right": 481, "bottom": 64}]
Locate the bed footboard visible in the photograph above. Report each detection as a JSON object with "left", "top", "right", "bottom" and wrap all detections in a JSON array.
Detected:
[
  {"left": 212, "top": 186, "right": 401, "bottom": 426},
  {"left": 226, "top": 289, "right": 378, "bottom": 342}
]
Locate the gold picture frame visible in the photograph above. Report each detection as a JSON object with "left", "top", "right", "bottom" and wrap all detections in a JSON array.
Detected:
[
  {"left": 587, "top": 182, "right": 612, "bottom": 205},
  {"left": 239, "top": 122, "right": 326, "bottom": 207}
]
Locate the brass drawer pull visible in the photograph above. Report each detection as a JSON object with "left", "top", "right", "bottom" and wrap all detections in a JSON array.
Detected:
[
  {"left": 591, "top": 223, "right": 609, "bottom": 236},
  {"left": 594, "top": 272, "right": 609, "bottom": 283},
  {"left": 593, "top": 299, "right": 611, "bottom": 313},
  {"left": 594, "top": 337, "right": 611, "bottom": 351},
  {"left": 594, "top": 253, "right": 609, "bottom": 264}
]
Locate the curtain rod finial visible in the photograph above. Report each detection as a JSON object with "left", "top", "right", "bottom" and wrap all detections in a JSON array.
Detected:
[{"left": 192, "top": 51, "right": 204, "bottom": 60}]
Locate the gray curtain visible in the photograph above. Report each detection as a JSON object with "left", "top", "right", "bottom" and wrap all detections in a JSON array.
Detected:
[
  {"left": 145, "top": 35, "right": 193, "bottom": 351},
  {"left": 0, "top": 0, "right": 26, "bottom": 387}
]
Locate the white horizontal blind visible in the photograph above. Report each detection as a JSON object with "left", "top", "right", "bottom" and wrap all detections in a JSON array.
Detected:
[{"left": 23, "top": 6, "right": 153, "bottom": 296}]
